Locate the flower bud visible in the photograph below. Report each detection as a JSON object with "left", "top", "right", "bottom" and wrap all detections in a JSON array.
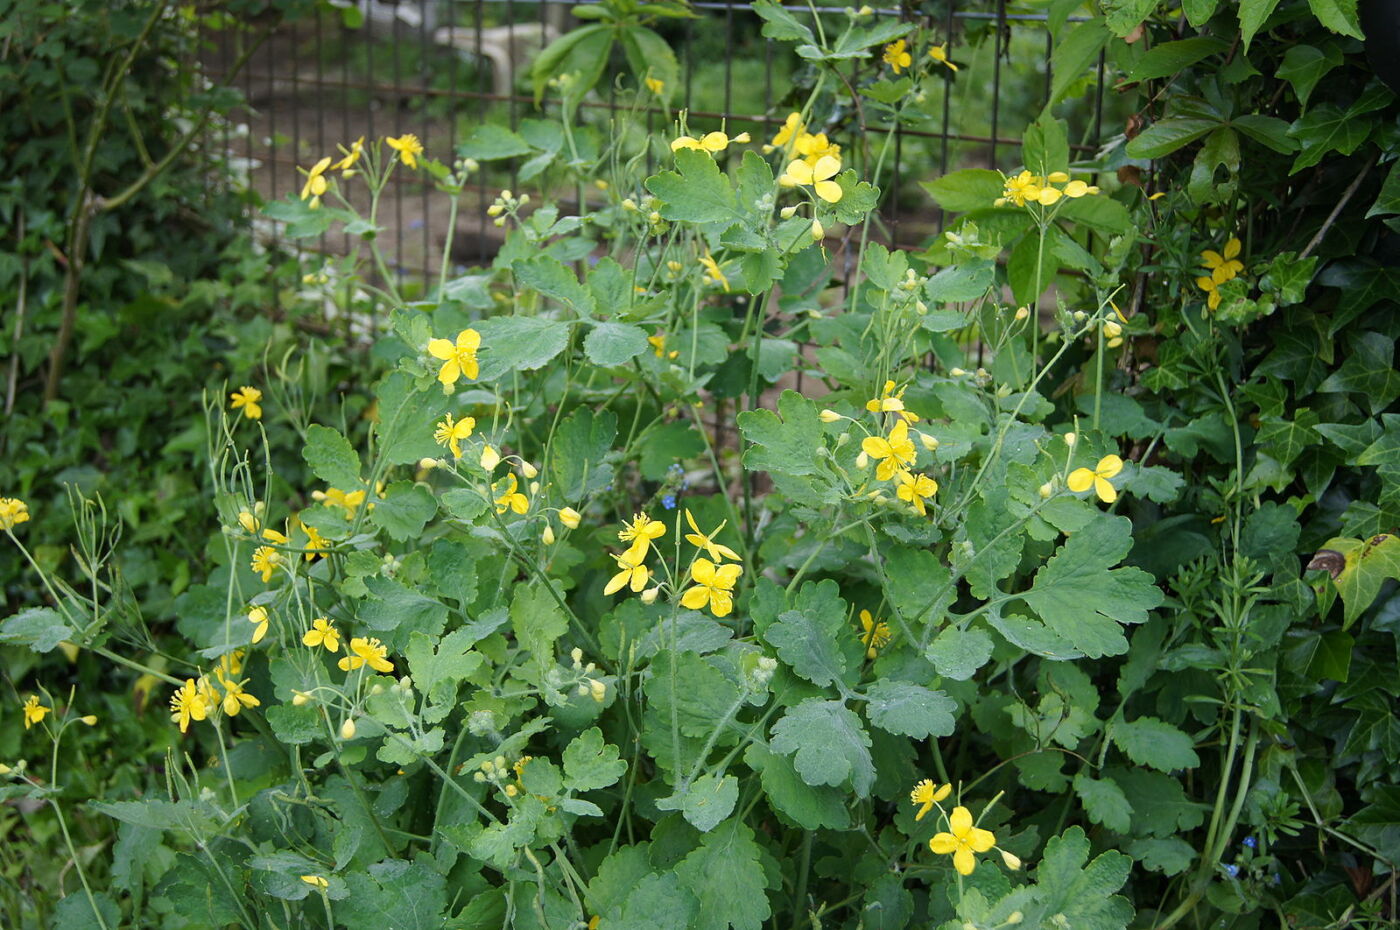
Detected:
[
  {"left": 500, "top": 189, "right": 512, "bottom": 201},
  {"left": 640, "top": 587, "right": 660, "bottom": 605},
  {"left": 529, "top": 481, "right": 540, "bottom": 495},
  {"left": 504, "top": 783, "right": 519, "bottom": 796},
  {"left": 1038, "top": 482, "right": 1053, "bottom": 499},
  {"left": 340, "top": 718, "right": 356, "bottom": 740},
  {"left": 949, "top": 367, "right": 966, "bottom": 376},
  {"left": 486, "top": 204, "right": 504, "bottom": 217},
  {"left": 621, "top": 198, "right": 638, "bottom": 211},
  {"left": 856, "top": 451, "right": 870, "bottom": 470},
  {"left": 1006, "top": 913, "right": 1024, "bottom": 926},
  {"left": 1103, "top": 320, "right": 1122, "bottom": 338},
  {"left": 819, "top": 409, "right": 842, "bottom": 424},
  {"left": 473, "top": 771, "right": 486, "bottom": 782},
  {"left": 480, "top": 445, "right": 501, "bottom": 471},
  {"left": 1001, "top": 849, "right": 1022, "bottom": 870},
  {"left": 292, "top": 690, "right": 311, "bottom": 706},
  {"left": 542, "top": 524, "right": 556, "bottom": 545},
  {"left": 518, "top": 194, "right": 530, "bottom": 205},
  {"left": 780, "top": 205, "right": 797, "bottom": 219},
  {"left": 590, "top": 679, "right": 607, "bottom": 702},
  {"left": 918, "top": 432, "right": 939, "bottom": 451},
  {"left": 1063, "top": 432, "right": 1076, "bottom": 447},
  {"left": 648, "top": 211, "right": 662, "bottom": 224},
  {"left": 571, "top": 647, "right": 584, "bottom": 666},
  {"left": 80, "top": 715, "right": 97, "bottom": 726},
  {"left": 1015, "top": 306, "right": 1030, "bottom": 321},
  {"left": 577, "top": 684, "right": 590, "bottom": 697},
  {"left": 0, "top": 764, "right": 10, "bottom": 775},
  {"left": 494, "top": 755, "right": 506, "bottom": 770},
  {"left": 419, "top": 457, "right": 438, "bottom": 470},
  {"left": 521, "top": 461, "right": 538, "bottom": 479},
  {"left": 811, "top": 219, "right": 824, "bottom": 241},
  {"left": 559, "top": 507, "right": 581, "bottom": 529}
]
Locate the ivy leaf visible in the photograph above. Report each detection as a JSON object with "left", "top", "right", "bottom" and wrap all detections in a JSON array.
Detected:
[
  {"left": 1314, "top": 533, "right": 1400, "bottom": 627},
  {"left": 1110, "top": 716, "right": 1201, "bottom": 771},
  {"left": 675, "top": 819, "right": 772, "bottom": 930},
  {"left": 657, "top": 773, "right": 738, "bottom": 833},
  {"left": 1317, "top": 332, "right": 1400, "bottom": 415},
  {"left": 863, "top": 680, "right": 957, "bottom": 739},
  {"left": 770, "top": 698, "right": 876, "bottom": 797},
  {"left": 646, "top": 148, "right": 740, "bottom": 224},
  {"left": 737, "top": 390, "right": 823, "bottom": 478},
  {"left": 1277, "top": 44, "right": 1344, "bottom": 110},
  {"left": 563, "top": 727, "right": 628, "bottom": 791},
  {"left": 1018, "top": 514, "right": 1164, "bottom": 658},
  {"left": 1073, "top": 773, "right": 1133, "bottom": 833},
  {"left": 303, "top": 424, "right": 362, "bottom": 490}
]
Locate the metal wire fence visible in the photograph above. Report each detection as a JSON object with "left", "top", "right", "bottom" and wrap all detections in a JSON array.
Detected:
[{"left": 202, "top": 1, "right": 1111, "bottom": 284}]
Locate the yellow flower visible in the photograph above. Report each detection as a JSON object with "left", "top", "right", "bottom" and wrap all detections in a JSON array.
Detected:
[
  {"left": 680, "top": 558, "right": 743, "bottom": 617},
  {"left": 338, "top": 637, "right": 394, "bottom": 674},
  {"left": 671, "top": 130, "right": 747, "bottom": 154},
  {"left": 619, "top": 513, "right": 666, "bottom": 558},
  {"left": 247, "top": 606, "right": 270, "bottom": 644},
  {"left": 299, "top": 156, "right": 332, "bottom": 208},
  {"left": 299, "top": 518, "right": 329, "bottom": 561},
  {"left": 559, "top": 507, "right": 582, "bottom": 529},
  {"left": 683, "top": 510, "right": 741, "bottom": 562},
  {"left": 865, "top": 380, "right": 920, "bottom": 423},
  {"left": 780, "top": 155, "right": 843, "bottom": 204},
  {"left": 21, "top": 695, "right": 48, "bottom": 730},
  {"left": 428, "top": 328, "right": 482, "bottom": 386},
  {"left": 928, "top": 44, "right": 958, "bottom": 71},
  {"left": 859, "top": 609, "right": 891, "bottom": 658},
  {"left": 301, "top": 875, "right": 329, "bottom": 889},
  {"left": 645, "top": 76, "right": 665, "bottom": 95},
  {"left": 493, "top": 473, "right": 529, "bottom": 515},
  {"left": 251, "top": 546, "right": 281, "bottom": 583},
  {"left": 1063, "top": 179, "right": 1099, "bottom": 198},
  {"left": 930, "top": 806, "right": 997, "bottom": 875},
  {"left": 769, "top": 112, "right": 805, "bottom": 154},
  {"left": 1202, "top": 237, "right": 1244, "bottom": 285},
  {"left": 230, "top": 386, "right": 263, "bottom": 420},
  {"left": 332, "top": 136, "right": 365, "bottom": 172},
  {"left": 861, "top": 420, "right": 917, "bottom": 482},
  {"left": 169, "top": 679, "right": 210, "bottom": 733},
  {"left": 604, "top": 548, "right": 651, "bottom": 596},
  {"left": 1067, "top": 454, "right": 1125, "bottom": 503},
  {"left": 219, "top": 677, "right": 260, "bottom": 716},
  {"left": 883, "top": 39, "right": 912, "bottom": 74},
  {"left": 1195, "top": 275, "right": 1221, "bottom": 310},
  {"left": 303, "top": 617, "right": 341, "bottom": 653},
  {"left": 648, "top": 333, "right": 679, "bottom": 359},
  {"left": 216, "top": 649, "right": 245, "bottom": 681},
  {"left": 316, "top": 487, "right": 367, "bottom": 519},
  {"left": 434, "top": 412, "right": 476, "bottom": 459},
  {"left": 0, "top": 497, "right": 30, "bottom": 531},
  {"left": 699, "top": 251, "right": 730, "bottom": 292},
  {"left": 794, "top": 132, "right": 840, "bottom": 166},
  {"left": 996, "top": 170, "right": 1044, "bottom": 208},
  {"left": 896, "top": 470, "right": 939, "bottom": 516},
  {"left": 261, "top": 526, "right": 289, "bottom": 545},
  {"left": 910, "top": 779, "right": 952, "bottom": 820},
  {"left": 386, "top": 133, "right": 424, "bottom": 169}
]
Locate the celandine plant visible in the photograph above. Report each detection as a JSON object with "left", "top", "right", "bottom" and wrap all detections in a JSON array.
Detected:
[{"left": 5, "top": 4, "right": 1394, "bottom": 929}]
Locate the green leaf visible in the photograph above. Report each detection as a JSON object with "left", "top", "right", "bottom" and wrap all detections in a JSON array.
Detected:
[
  {"left": 1182, "top": 0, "right": 1220, "bottom": 25},
  {"left": 832, "top": 172, "right": 881, "bottom": 226},
  {"left": 457, "top": 124, "right": 532, "bottom": 160},
  {"left": 1125, "top": 118, "right": 1219, "bottom": 159},
  {"left": 549, "top": 407, "right": 617, "bottom": 500},
  {"left": 646, "top": 148, "right": 740, "bottom": 224},
  {"left": 1315, "top": 533, "right": 1400, "bottom": 627},
  {"left": 474, "top": 316, "right": 572, "bottom": 380},
  {"left": 920, "top": 169, "right": 1003, "bottom": 213},
  {"left": 675, "top": 819, "right": 771, "bottom": 930},
  {"left": 862, "top": 680, "right": 957, "bottom": 739},
  {"left": 1128, "top": 36, "right": 1230, "bottom": 83},
  {"left": 1073, "top": 773, "right": 1133, "bottom": 833},
  {"left": 765, "top": 602, "right": 852, "bottom": 689},
  {"left": 882, "top": 546, "right": 955, "bottom": 628},
  {"left": 1232, "top": 114, "right": 1298, "bottom": 153},
  {"left": 1030, "top": 828, "right": 1134, "bottom": 929},
  {"left": 52, "top": 891, "right": 121, "bottom": 930},
  {"left": 585, "top": 322, "right": 649, "bottom": 367},
  {"left": 925, "top": 625, "right": 994, "bottom": 681},
  {"left": 1102, "top": 0, "right": 1158, "bottom": 37},
  {"left": 737, "top": 390, "right": 823, "bottom": 479},
  {"left": 1110, "top": 768, "right": 1207, "bottom": 836},
  {"left": 1308, "top": 0, "right": 1363, "bottom": 38},
  {"left": 618, "top": 25, "right": 680, "bottom": 104},
  {"left": 605, "top": 872, "right": 698, "bottom": 930},
  {"left": 0, "top": 606, "right": 74, "bottom": 653},
  {"left": 770, "top": 698, "right": 876, "bottom": 797},
  {"left": 1276, "top": 44, "right": 1343, "bottom": 109},
  {"left": 1369, "top": 161, "right": 1400, "bottom": 218},
  {"left": 1023, "top": 117, "right": 1070, "bottom": 175},
  {"left": 743, "top": 743, "right": 850, "bottom": 830},
  {"left": 1317, "top": 332, "right": 1400, "bottom": 415},
  {"left": 511, "top": 583, "right": 568, "bottom": 661},
  {"left": 513, "top": 255, "right": 596, "bottom": 316},
  {"left": 1019, "top": 514, "right": 1164, "bottom": 659},
  {"left": 1125, "top": 837, "right": 1197, "bottom": 875},
  {"left": 1007, "top": 227, "right": 1061, "bottom": 306},
  {"left": 1238, "top": 0, "right": 1283, "bottom": 52},
  {"left": 657, "top": 773, "right": 738, "bottom": 833},
  {"left": 1056, "top": 195, "right": 1134, "bottom": 235},
  {"left": 303, "top": 424, "right": 362, "bottom": 490},
  {"left": 1045, "top": 18, "right": 1110, "bottom": 112},
  {"left": 924, "top": 260, "right": 995, "bottom": 303},
  {"left": 406, "top": 629, "right": 483, "bottom": 719},
  {"left": 374, "top": 371, "right": 449, "bottom": 465},
  {"left": 369, "top": 481, "right": 436, "bottom": 541},
  {"left": 1110, "top": 716, "right": 1201, "bottom": 770},
  {"left": 751, "top": 0, "right": 814, "bottom": 43},
  {"left": 339, "top": 860, "right": 447, "bottom": 930},
  {"left": 359, "top": 576, "right": 449, "bottom": 644},
  {"left": 563, "top": 727, "right": 628, "bottom": 791}
]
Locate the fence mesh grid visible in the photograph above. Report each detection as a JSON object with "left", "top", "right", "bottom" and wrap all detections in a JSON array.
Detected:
[{"left": 202, "top": 1, "right": 1109, "bottom": 284}]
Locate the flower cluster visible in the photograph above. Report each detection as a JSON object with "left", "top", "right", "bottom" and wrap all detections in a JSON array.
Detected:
[
  {"left": 0, "top": 496, "right": 29, "bottom": 531},
  {"left": 168, "top": 651, "right": 260, "bottom": 733},
  {"left": 680, "top": 510, "right": 743, "bottom": 618},
  {"left": 1195, "top": 237, "right": 1244, "bottom": 311},
  {"left": 771, "top": 113, "right": 845, "bottom": 204},
  {"left": 882, "top": 38, "right": 958, "bottom": 75},
  {"left": 995, "top": 170, "right": 1099, "bottom": 207},
  {"left": 605, "top": 513, "right": 665, "bottom": 598},
  {"left": 854, "top": 383, "right": 940, "bottom": 516},
  {"left": 670, "top": 129, "right": 750, "bottom": 154},
  {"left": 909, "top": 779, "right": 1022, "bottom": 876}
]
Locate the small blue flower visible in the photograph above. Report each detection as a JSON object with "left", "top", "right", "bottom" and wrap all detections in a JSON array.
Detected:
[
  {"left": 1224, "top": 864, "right": 1240, "bottom": 879},
  {"left": 1242, "top": 836, "right": 1257, "bottom": 849},
  {"left": 668, "top": 463, "right": 684, "bottom": 474},
  {"left": 1272, "top": 873, "right": 1281, "bottom": 885},
  {"left": 662, "top": 494, "right": 677, "bottom": 510}
]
